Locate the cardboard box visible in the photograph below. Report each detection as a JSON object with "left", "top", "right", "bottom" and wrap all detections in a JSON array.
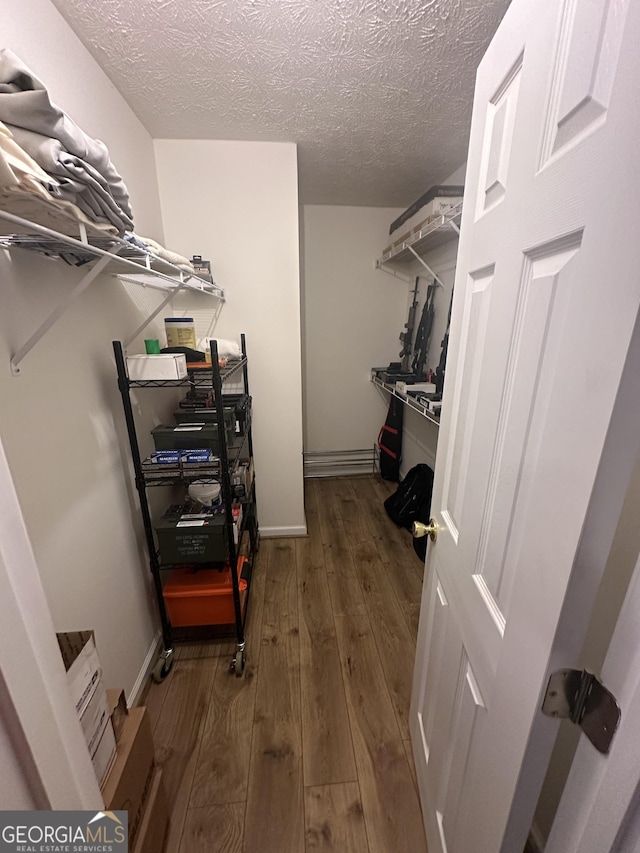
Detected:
[
  {"left": 126, "top": 353, "right": 187, "bottom": 381},
  {"left": 82, "top": 684, "right": 111, "bottom": 756},
  {"left": 57, "top": 632, "right": 117, "bottom": 787},
  {"left": 132, "top": 767, "right": 168, "bottom": 853},
  {"left": 57, "top": 631, "right": 102, "bottom": 718},
  {"left": 392, "top": 229, "right": 413, "bottom": 250},
  {"left": 408, "top": 197, "right": 461, "bottom": 233},
  {"left": 395, "top": 381, "right": 437, "bottom": 394},
  {"left": 232, "top": 458, "right": 254, "bottom": 499},
  {"left": 389, "top": 184, "right": 464, "bottom": 235},
  {"left": 92, "top": 719, "right": 117, "bottom": 787},
  {"left": 239, "top": 528, "right": 250, "bottom": 560},
  {"left": 101, "top": 707, "right": 155, "bottom": 844},
  {"left": 106, "top": 688, "right": 128, "bottom": 743}
]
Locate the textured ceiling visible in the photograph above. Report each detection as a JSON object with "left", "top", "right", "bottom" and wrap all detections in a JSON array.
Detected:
[{"left": 50, "top": 0, "right": 511, "bottom": 206}]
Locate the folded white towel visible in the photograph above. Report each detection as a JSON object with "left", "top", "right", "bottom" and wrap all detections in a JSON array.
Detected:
[
  {"left": 198, "top": 337, "right": 241, "bottom": 359},
  {"left": 137, "top": 234, "right": 195, "bottom": 273}
]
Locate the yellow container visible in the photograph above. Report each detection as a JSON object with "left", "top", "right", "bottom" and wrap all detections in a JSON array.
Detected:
[{"left": 164, "top": 317, "right": 197, "bottom": 350}]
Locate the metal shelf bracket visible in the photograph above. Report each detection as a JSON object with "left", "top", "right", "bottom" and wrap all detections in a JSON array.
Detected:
[
  {"left": 1, "top": 208, "right": 225, "bottom": 374},
  {"left": 10, "top": 245, "right": 124, "bottom": 375},
  {"left": 374, "top": 260, "right": 412, "bottom": 282},
  {"left": 123, "top": 278, "right": 190, "bottom": 349},
  {"left": 405, "top": 246, "right": 445, "bottom": 287}
]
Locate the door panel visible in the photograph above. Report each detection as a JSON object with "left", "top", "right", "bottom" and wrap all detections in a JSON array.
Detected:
[
  {"left": 478, "top": 55, "right": 523, "bottom": 216},
  {"left": 419, "top": 574, "right": 460, "bottom": 777},
  {"left": 410, "top": 0, "right": 640, "bottom": 850},
  {"left": 444, "top": 266, "right": 495, "bottom": 537},
  {"left": 542, "top": 0, "right": 629, "bottom": 163},
  {"left": 476, "top": 235, "right": 583, "bottom": 615},
  {"left": 418, "top": 563, "right": 489, "bottom": 853},
  {"left": 442, "top": 662, "right": 485, "bottom": 853}
]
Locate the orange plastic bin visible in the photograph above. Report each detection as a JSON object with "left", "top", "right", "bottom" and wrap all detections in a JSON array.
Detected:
[{"left": 162, "top": 558, "right": 248, "bottom": 627}]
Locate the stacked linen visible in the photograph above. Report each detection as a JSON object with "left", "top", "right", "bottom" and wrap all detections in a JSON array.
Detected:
[
  {"left": 135, "top": 234, "right": 195, "bottom": 274},
  {"left": 0, "top": 49, "right": 133, "bottom": 234},
  {"left": 0, "top": 120, "right": 117, "bottom": 235}
]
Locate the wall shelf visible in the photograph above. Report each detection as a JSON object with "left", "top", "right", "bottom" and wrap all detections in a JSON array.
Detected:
[
  {"left": 375, "top": 201, "right": 462, "bottom": 274},
  {"left": 372, "top": 374, "right": 441, "bottom": 428},
  {"left": 0, "top": 209, "right": 224, "bottom": 374},
  {"left": 0, "top": 210, "right": 224, "bottom": 296}
]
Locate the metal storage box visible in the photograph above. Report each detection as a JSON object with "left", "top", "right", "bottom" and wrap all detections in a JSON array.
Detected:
[
  {"left": 152, "top": 422, "right": 235, "bottom": 453},
  {"left": 173, "top": 407, "right": 236, "bottom": 432},
  {"left": 155, "top": 509, "right": 227, "bottom": 564}
]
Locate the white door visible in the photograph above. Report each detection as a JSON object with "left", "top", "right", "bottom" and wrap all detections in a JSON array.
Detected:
[
  {"left": 545, "top": 544, "right": 640, "bottom": 853},
  {"left": 0, "top": 434, "right": 102, "bottom": 809},
  {"left": 410, "top": 1, "right": 640, "bottom": 852}
]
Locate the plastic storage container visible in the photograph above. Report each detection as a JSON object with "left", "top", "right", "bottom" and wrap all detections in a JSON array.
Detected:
[
  {"left": 188, "top": 480, "right": 222, "bottom": 508},
  {"left": 162, "top": 559, "right": 249, "bottom": 626},
  {"left": 164, "top": 317, "right": 197, "bottom": 350}
]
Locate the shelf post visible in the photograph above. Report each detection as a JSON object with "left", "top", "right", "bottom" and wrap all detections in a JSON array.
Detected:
[
  {"left": 112, "top": 340, "right": 174, "bottom": 655},
  {"left": 210, "top": 339, "right": 245, "bottom": 651}
]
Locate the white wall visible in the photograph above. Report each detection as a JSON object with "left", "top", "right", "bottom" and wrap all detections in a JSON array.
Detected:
[
  {"left": 153, "top": 139, "right": 306, "bottom": 537},
  {"left": 301, "top": 205, "right": 407, "bottom": 468},
  {"left": 2, "top": 0, "right": 171, "bottom": 708},
  {"left": 301, "top": 175, "right": 464, "bottom": 481}
]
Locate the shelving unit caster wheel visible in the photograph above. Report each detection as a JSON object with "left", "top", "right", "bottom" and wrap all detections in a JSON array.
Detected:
[
  {"left": 231, "top": 649, "right": 245, "bottom": 678},
  {"left": 152, "top": 650, "right": 174, "bottom": 683}
]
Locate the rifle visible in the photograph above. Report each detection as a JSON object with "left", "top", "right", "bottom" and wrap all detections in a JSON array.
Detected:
[
  {"left": 399, "top": 276, "right": 420, "bottom": 372},
  {"left": 435, "top": 287, "right": 454, "bottom": 395},
  {"left": 411, "top": 280, "right": 437, "bottom": 378}
]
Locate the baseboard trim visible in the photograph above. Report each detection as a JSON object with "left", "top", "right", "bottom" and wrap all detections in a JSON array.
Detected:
[
  {"left": 128, "top": 629, "right": 162, "bottom": 708},
  {"left": 303, "top": 448, "right": 375, "bottom": 478},
  {"left": 260, "top": 525, "right": 308, "bottom": 538}
]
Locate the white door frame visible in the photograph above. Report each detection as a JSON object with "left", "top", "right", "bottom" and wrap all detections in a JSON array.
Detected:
[{"left": 0, "top": 433, "right": 102, "bottom": 809}]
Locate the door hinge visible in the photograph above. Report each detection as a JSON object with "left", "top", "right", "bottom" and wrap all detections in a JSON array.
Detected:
[{"left": 542, "top": 669, "right": 621, "bottom": 754}]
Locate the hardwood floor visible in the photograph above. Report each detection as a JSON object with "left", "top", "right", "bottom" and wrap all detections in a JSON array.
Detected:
[{"left": 144, "top": 475, "right": 428, "bottom": 853}]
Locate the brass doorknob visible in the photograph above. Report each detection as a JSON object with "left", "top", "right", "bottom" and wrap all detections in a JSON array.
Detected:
[{"left": 413, "top": 518, "right": 438, "bottom": 542}]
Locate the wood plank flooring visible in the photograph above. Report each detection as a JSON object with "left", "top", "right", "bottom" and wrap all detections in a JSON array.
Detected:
[{"left": 144, "top": 475, "right": 428, "bottom": 853}]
